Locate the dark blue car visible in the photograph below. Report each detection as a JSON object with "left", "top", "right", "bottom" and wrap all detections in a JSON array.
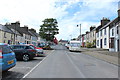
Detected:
[{"left": 0, "top": 43, "right": 16, "bottom": 72}]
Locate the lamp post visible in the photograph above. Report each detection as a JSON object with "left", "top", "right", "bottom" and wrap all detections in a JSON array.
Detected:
[{"left": 77, "top": 24, "right": 81, "bottom": 41}]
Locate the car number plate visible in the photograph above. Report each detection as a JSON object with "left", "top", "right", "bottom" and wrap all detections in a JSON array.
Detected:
[{"left": 8, "top": 60, "right": 14, "bottom": 65}]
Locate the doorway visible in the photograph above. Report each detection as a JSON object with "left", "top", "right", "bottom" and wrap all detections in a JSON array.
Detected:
[
  {"left": 118, "top": 40, "right": 119, "bottom": 51},
  {"left": 100, "top": 39, "right": 102, "bottom": 48}
]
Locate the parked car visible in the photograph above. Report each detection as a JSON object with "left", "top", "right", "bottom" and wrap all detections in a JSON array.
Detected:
[
  {"left": 0, "top": 43, "right": 16, "bottom": 72},
  {"left": 10, "top": 45, "right": 36, "bottom": 61},
  {"left": 65, "top": 43, "right": 70, "bottom": 49},
  {"left": 26, "top": 44, "right": 45, "bottom": 57},
  {"left": 38, "top": 43, "right": 46, "bottom": 48}
]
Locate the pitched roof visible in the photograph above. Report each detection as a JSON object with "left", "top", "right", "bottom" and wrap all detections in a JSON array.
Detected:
[
  {"left": 100, "top": 17, "right": 118, "bottom": 30},
  {"left": 5, "top": 24, "right": 23, "bottom": 36},
  {"left": 0, "top": 24, "right": 14, "bottom": 33},
  {"left": 28, "top": 31, "right": 37, "bottom": 37}
]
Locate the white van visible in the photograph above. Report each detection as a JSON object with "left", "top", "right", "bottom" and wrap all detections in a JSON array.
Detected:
[{"left": 69, "top": 41, "right": 81, "bottom": 51}]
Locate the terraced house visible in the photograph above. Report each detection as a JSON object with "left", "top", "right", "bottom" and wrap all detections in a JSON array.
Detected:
[
  {"left": 109, "top": 9, "right": 120, "bottom": 52},
  {"left": 96, "top": 18, "right": 110, "bottom": 49},
  {"left": 29, "top": 28, "right": 38, "bottom": 46},
  {"left": 0, "top": 24, "right": 14, "bottom": 44},
  {"left": 3, "top": 21, "right": 43, "bottom": 45},
  {"left": 5, "top": 22, "right": 23, "bottom": 44}
]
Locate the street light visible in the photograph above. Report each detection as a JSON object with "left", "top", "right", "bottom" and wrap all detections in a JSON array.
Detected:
[{"left": 77, "top": 24, "right": 81, "bottom": 41}]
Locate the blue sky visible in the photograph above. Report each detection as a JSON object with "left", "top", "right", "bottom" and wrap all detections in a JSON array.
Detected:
[{"left": 0, "top": 0, "right": 119, "bottom": 40}]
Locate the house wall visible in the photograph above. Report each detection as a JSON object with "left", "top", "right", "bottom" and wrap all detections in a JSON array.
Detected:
[
  {"left": 96, "top": 32, "right": 100, "bottom": 48},
  {"left": 102, "top": 27, "right": 109, "bottom": 49},
  {"left": 31, "top": 36, "right": 37, "bottom": 46},
  {"left": 89, "top": 30, "right": 96, "bottom": 45},
  {"left": 109, "top": 23, "right": 120, "bottom": 52},
  {"left": 1, "top": 31, "right": 13, "bottom": 44},
  {"left": 24, "top": 34, "right": 31, "bottom": 44},
  {"left": 15, "top": 35, "right": 23, "bottom": 44},
  {"left": 0, "top": 30, "right": 2, "bottom": 43},
  {"left": 118, "top": 22, "right": 120, "bottom": 52},
  {"left": 96, "top": 27, "right": 109, "bottom": 49}
]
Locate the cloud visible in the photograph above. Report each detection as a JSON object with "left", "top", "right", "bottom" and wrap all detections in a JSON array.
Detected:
[{"left": 0, "top": 0, "right": 119, "bottom": 40}]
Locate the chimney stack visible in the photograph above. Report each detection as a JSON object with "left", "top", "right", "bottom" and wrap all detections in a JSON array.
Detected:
[
  {"left": 90, "top": 26, "right": 96, "bottom": 31},
  {"left": 101, "top": 17, "right": 110, "bottom": 27},
  {"left": 29, "top": 28, "right": 36, "bottom": 32},
  {"left": 21, "top": 25, "right": 28, "bottom": 31},
  {"left": 5, "top": 21, "right": 20, "bottom": 29},
  {"left": 118, "top": 9, "right": 120, "bottom": 17},
  {"left": 86, "top": 31, "right": 89, "bottom": 34}
]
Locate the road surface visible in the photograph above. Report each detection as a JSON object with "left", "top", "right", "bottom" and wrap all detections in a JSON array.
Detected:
[{"left": 24, "top": 45, "right": 118, "bottom": 78}]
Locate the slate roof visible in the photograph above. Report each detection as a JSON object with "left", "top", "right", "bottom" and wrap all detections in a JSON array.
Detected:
[
  {"left": 20, "top": 27, "right": 31, "bottom": 35},
  {"left": 96, "top": 17, "right": 120, "bottom": 32},
  {"left": 0, "top": 24, "right": 14, "bottom": 33},
  {"left": 6, "top": 24, "right": 23, "bottom": 36},
  {"left": 28, "top": 31, "right": 37, "bottom": 37},
  {"left": 100, "top": 17, "right": 118, "bottom": 30}
]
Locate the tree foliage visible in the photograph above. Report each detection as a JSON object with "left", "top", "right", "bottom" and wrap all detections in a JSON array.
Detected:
[{"left": 39, "top": 18, "right": 59, "bottom": 41}]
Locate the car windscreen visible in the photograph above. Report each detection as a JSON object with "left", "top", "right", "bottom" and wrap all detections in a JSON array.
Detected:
[
  {"left": 25, "top": 46, "right": 35, "bottom": 49},
  {"left": 29, "top": 45, "right": 36, "bottom": 49},
  {"left": 70, "top": 43, "right": 80, "bottom": 47},
  {"left": 11, "top": 45, "right": 25, "bottom": 49},
  {"left": 0, "top": 45, "right": 13, "bottom": 54}
]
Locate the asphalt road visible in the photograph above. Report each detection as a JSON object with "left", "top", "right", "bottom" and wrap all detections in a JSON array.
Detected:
[{"left": 23, "top": 45, "right": 118, "bottom": 78}]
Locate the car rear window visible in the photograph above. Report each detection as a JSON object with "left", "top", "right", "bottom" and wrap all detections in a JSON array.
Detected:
[{"left": 0, "top": 45, "right": 13, "bottom": 54}]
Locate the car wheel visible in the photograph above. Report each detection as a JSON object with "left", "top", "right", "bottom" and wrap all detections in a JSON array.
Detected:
[{"left": 23, "top": 54, "right": 30, "bottom": 61}]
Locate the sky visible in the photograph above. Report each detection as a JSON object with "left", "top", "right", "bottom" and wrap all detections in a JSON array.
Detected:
[{"left": 0, "top": 0, "right": 119, "bottom": 40}]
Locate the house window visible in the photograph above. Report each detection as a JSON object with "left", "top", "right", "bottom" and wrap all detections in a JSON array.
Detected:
[
  {"left": 112, "top": 29, "right": 114, "bottom": 36},
  {"left": 100, "top": 30, "right": 102, "bottom": 36},
  {"left": 104, "top": 38, "right": 107, "bottom": 45},
  {"left": 11, "top": 34, "right": 13, "bottom": 40},
  {"left": 104, "top": 28, "right": 106, "bottom": 35},
  {"left": 97, "top": 33, "right": 99, "bottom": 37},
  {"left": 97, "top": 40, "right": 99, "bottom": 46},
  {"left": 4, "top": 32, "right": 6, "bottom": 38},
  {"left": 117, "top": 26, "right": 119, "bottom": 34}
]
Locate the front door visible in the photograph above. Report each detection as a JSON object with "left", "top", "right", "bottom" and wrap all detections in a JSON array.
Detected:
[
  {"left": 100, "top": 39, "right": 102, "bottom": 48},
  {"left": 118, "top": 40, "right": 119, "bottom": 51}
]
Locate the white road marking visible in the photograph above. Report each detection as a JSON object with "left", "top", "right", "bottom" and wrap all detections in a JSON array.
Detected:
[
  {"left": 65, "top": 51, "right": 85, "bottom": 78},
  {"left": 22, "top": 50, "right": 55, "bottom": 78}
]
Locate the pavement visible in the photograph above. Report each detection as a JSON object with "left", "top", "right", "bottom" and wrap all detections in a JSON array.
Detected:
[{"left": 80, "top": 48, "right": 119, "bottom": 66}]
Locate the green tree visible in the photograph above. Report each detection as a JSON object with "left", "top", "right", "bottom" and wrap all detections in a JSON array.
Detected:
[{"left": 39, "top": 18, "right": 59, "bottom": 41}]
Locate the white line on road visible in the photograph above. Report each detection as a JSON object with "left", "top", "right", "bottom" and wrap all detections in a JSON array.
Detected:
[
  {"left": 22, "top": 50, "right": 55, "bottom": 78},
  {"left": 65, "top": 51, "right": 86, "bottom": 78}
]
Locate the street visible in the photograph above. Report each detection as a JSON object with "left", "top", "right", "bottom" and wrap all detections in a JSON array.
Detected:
[
  {"left": 2, "top": 45, "right": 118, "bottom": 79},
  {"left": 24, "top": 45, "right": 118, "bottom": 78}
]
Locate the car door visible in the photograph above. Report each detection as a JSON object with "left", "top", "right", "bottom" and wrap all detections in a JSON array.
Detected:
[
  {"left": 2, "top": 45, "right": 16, "bottom": 70},
  {"left": 12, "top": 45, "right": 25, "bottom": 59}
]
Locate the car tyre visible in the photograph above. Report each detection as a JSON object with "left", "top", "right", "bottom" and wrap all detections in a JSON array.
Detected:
[{"left": 23, "top": 54, "right": 30, "bottom": 61}]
